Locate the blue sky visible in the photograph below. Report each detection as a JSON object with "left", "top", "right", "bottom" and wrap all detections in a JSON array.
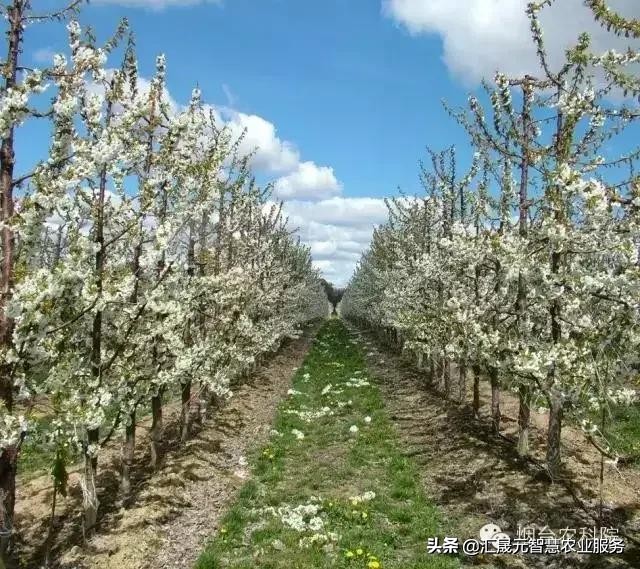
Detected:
[{"left": 21, "top": 0, "right": 640, "bottom": 285}]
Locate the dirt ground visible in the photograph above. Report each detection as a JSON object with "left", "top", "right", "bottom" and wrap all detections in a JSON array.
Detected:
[
  {"left": 347, "top": 323, "right": 640, "bottom": 569},
  {"left": 10, "top": 319, "right": 639, "bottom": 569},
  {"left": 10, "top": 322, "right": 319, "bottom": 569}
]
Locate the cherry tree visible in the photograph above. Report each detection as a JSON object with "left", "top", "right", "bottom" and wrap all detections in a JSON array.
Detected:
[
  {"left": 344, "top": 0, "right": 640, "bottom": 480},
  {"left": 1, "top": 4, "right": 328, "bottom": 557}
]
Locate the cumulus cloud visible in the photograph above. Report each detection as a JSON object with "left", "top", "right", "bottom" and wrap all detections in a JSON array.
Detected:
[
  {"left": 383, "top": 0, "right": 640, "bottom": 85},
  {"left": 218, "top": 109, "right": 344, "bottom": 201},
  {"left": 312, "top": 259, "right": 357, "bottom": 286},
  {"left": 273, "top": 162, "right": 341, "bottom": 200},
  {"left": 277, "top": 198, "right": 391, "bottom": 286},
  {"left": 222, "top": 110, "right": 301, "bottom": 174},
  {"left": 281, "top": 197, "right": 390, "bottom": 227},
  {"left": 87, "top": 78, "right": 339, "bottom": 202}
]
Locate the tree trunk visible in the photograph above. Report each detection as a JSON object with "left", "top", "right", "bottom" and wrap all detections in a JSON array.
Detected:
[
  {"left": 181, "top": 225, "right": 196, "bottom": 444},
  {"left": 458, "top": 361, "right": 467, "bottom": 403},
  {"left": 121, "top": 230, "right": 142, "bottom": 496},
  {"left": 515, "top": 79, "right": 533, "bottom": 460},
  {"left": 489, "top": 367, "right": 500, "bottom": 435},
  {"left": 0, "top": 4, "right": 23, "bottom": 560},
  {"left": 150, "top": 393, "right": 163, "bottom": 469},
  {"left": 150, "top": 183, "right": 168, "bottom": 471},
  {"left": 443, "top": 357, "right": 451, "bottom": 399},
  {"left": 83, "top": 429, "right": 100, "bottom": 534},
  {"left": 193, "top": 385, "right": 202, "bottom": 426},
  {"left": 0, "top": 448, "right": 17, "bottom": 558},
  {"left": 546, "top": 392, "right": 563, "bottom": 479},
  {"left": 83, "top": 90, "right": 113, "bottom": 535},
  {"left": 472, "top": 364, "right": 481, "bottom": 418},
  {"left": 120, "top": 411, "right": 136, "bottom": 495},
  {"left": 180, "top": 380, "right": 191, "bottom": 442},
  {"left": 517, "top": 385, "right": 531, "bottom": 456},
  {"left": 546, "top": 93, "right": 566, "bottom": 482},
  {"left": 206, "top": 391, "right": 221, "bottom": 421},
  {"left": 43, "top": 485, "right": 58, "bottom": 567}
]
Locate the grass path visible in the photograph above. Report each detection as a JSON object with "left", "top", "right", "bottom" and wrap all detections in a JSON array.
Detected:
[{"left": 195, "top": 318, "right": 458, "bottom": 569}]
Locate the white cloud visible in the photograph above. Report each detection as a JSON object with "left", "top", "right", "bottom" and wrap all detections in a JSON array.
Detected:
[
  {"left": 219, "top": 109, "right": 344, "bottom": 200},
  {"left": 134, "top": 75, "right": 180, "bottom": 115},
  {"left": 383, "top": 0, "right": 640, "bottom": 85},
  {"left": 84, "top": 74, "right": 353, "bottom": 279},
  {"left": 223, "top": 110, "right": 301, "bottom": 173},
  {"left": 81, "top": 71, "right": 341, "bottom": 202},
  {"left": 281, "top": 197, "right": 390, "bottom": 227},
  {"left": 277, "top": 197, "right": 391, "bottom": 286},
  {"left": 273, "top": 162, "right": 341, "bottom": 200}
]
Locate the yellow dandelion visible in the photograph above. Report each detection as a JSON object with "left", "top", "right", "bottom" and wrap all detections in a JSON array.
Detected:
[
  {"left": 356, "top": 548, "right": 364, "bottom": 556},
  {"left": 368, "top": 561, "right": 381, "bottom": 569},
  {"left": 345, "top": 550, "right": 355, "bottom": 558}
]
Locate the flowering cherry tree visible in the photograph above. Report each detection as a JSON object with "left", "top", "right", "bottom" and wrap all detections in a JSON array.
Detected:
[
  {"left": 0, "top": 3, "right": 328, "bottom": 559},
  {"left": 343, "top": 0, "right": 640, "bottom": 480}
]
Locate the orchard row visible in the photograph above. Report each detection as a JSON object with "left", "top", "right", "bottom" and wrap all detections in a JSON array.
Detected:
[
  {"left": 0, "top": 1, "right": 328, "bottom": 561},
  {"left": 343, "top": 1, "right": 640, "bottom": 479}
]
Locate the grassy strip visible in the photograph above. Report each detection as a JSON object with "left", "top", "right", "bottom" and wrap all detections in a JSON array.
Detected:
[
  {"left": 195, "top": 318, "right": 459, "bottom": 569},
  {"left": 607, "top": 404, "right": 640, "bottom": 465}
]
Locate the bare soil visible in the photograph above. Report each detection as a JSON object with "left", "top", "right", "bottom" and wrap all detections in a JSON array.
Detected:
[
  {"left": 347, "top": 323, "right": 640, "bottom": 569},
  {"left": 11, "top": 323, "right": 319, "bottom": 569}
]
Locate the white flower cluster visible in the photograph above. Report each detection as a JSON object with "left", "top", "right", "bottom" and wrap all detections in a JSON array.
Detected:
[
  {"left": 260, "top": 502, "right": 324, "bottom": 533},
  {"left": 608, "top": 388, "right": 637, "bottom": 406},
  {"left": 346, "top": 377, "right": 370, "bottom": 388},
  {"left": 349, "top": 491, "right": 376, "bottom": 505},
  {"left": 284, "top": 406, "right": 334, "bottom": 422},
  {"left": 0, "top": 410, "right": 27, "bottom": 450},
  {"left": 298, "top": 531, "right": 340, "bottom": 549}
]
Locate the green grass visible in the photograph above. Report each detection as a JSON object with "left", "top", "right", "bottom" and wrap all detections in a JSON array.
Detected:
[
  {"left": 607, "top": 404, "right": 640, "bottom": 465},
  {"left": 18, "top": 417, "right": 73, "bottom": 479},
  {"left": 195, "top": 319, "right": 459, "bottom": 569}
]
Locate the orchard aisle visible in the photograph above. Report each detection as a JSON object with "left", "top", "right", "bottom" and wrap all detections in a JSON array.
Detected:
[{"left": 195, "top": 319, "right": 457, "bottom": 569}]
